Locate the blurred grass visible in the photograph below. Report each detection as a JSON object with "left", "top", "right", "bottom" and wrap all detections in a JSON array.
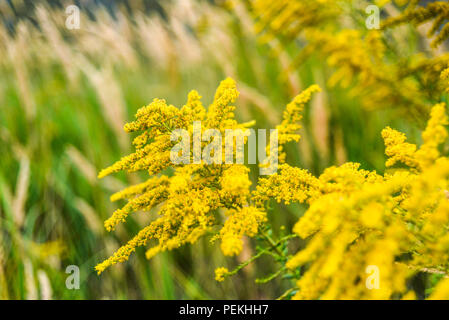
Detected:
[{"left": 0, "top": 0, "right": 426, "bottom": 299}]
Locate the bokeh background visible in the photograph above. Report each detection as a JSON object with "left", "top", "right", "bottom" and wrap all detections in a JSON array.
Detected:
[{"left": 0, "top": 0, "right": 441, "bottom": 299}]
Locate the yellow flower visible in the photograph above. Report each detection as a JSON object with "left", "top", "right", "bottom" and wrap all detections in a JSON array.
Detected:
[
  {"left": 383, "top": 1, "right": 449, "bottom": 48},
  {"left": 214, "top": 267, "right": 229, "bottom": 282},
  {"left": 219, "top": 207, "right": 267, "bottom": 256},
  {"left": 416, "top": 103, "right": 448, "bottom": 168},
  {"left": 220, "top": 235, "right": 243, "bottom": 257},
  {"left": 95, "top": 78, "right": 263, "bottom": 274},
  {"left": 95, "top": 75, "right": 449, "bottom": 300},
  {"left": 381, "top": 127, "right": 418, "bottom": 168}
]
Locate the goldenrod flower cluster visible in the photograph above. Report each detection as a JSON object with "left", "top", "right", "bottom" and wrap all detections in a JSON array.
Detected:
[
  {"left": 267, "top": 103, "right": 449, "bottom": 299},
  {"left": 250, "top": 0, "right": 449, "bottom": 118},
  {"left": 249, "top": 100, "right": 449, "bottom": 299},
  {"left": 219, "top": 206, "right": 267, "bottom": 256},
  {"left": 274, "top": 84, "right": 321, "bottom": 163},
  {"left": 214, "top": 267, "right": 229, "bottom": 282},
  {"left": 383, "top": 1, "right": 449, "bottom": 48},
  {"left": 96, "top": 74, "right": 449, "bottom": 300},
  {"left": 96, "top": 76, "right": 323, "bottom": 275},
  {"left": 97, "top": 77, "right": 307, "bottom": 274},
  {"left": 246, "top": 0, "right": 449, "bottom": 296}
]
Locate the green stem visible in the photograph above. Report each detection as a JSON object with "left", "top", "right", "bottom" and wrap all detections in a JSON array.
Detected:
[
  {"left": 255, "top": 266, "right": 286, "bottom": 284},
  {"left": 226, "top": 249, "right": 267, "bottom": 277},
  {"left": 276, "top": 287, "right": 297, "bottom": 300}
]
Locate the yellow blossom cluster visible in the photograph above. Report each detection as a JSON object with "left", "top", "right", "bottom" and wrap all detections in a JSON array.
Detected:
[
  {"left": 251, "top": 102, "right": 449, "bottom": 299},
  {"left": 252, "top": 0, "right": 344, "bottom": 44},
  {"left": 383, "top": 1, "right": 449, "bottom": 48},
  {"left": 249, "top": 0, "right": 449, "bottom": 118},
  {"left": 219, "top": 206, "right": 267, "bottom": 256},
  {"left": 273, "top": 85, "right": 321, "bottom": 163},
  {"left": 96, "top": 78, "right": 316, "bottom": 274},
  {"left": 215, "top": 267, "right": 229, "bottom": 282},
  {"left": 96, "top": 75, "right": 449, "bottom": 300},
  {"left": 96, "top": 78, "right": 261, "bottom": 274},
  {"left": 441, "top": 67, "right": 449, "bottom": 92}
]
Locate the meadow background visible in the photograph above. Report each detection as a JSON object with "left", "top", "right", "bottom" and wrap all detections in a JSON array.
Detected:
[{"left": 0, "top": 0, "right": 442, "bottom": 299}]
